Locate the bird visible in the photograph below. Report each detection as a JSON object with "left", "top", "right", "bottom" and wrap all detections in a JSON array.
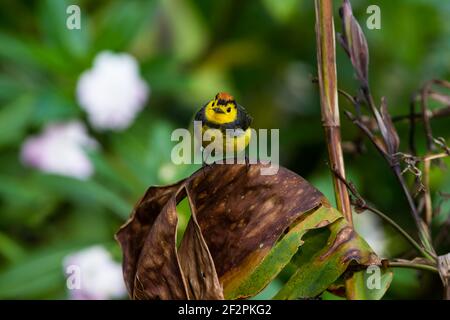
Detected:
[{"left": 194, "top": 92, "right": 253, "bottom": 163}]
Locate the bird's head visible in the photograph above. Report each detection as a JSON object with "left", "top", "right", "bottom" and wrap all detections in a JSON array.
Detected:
[{"left": 204, "top": 92, "right": 238, "bottom": 124}]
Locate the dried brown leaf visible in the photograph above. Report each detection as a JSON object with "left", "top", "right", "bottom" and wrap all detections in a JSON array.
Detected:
[
  {"left": 339, "top": 0, "right": 369, "bottom": 85},
  {"left": 380, "top": 97, "right": 400, "bottom": 154},
  {"left": 116, "top": 182, "right": 186, "bottom": 298}
]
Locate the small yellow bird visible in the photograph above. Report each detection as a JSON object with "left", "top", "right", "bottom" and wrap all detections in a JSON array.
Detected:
[{"left": 194, "top": 92, "right": 253, "bottom": 161}]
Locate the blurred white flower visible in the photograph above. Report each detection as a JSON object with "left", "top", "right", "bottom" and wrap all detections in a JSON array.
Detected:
[
  {"left": 354, "top": 212, "right": 387, "bottom": 256},
  {"left": 63, "top": 245, "right": 127, "bottom": 300},
  {"left": 77, "top": 51, "right": 149, "bottom": 131},
  {"left": 21, "top": 121, "right": 97, "bottom": 180}
]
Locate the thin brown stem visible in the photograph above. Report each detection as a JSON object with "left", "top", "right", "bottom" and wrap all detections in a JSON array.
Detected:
[
  {"left": 420, "top": 83, "right": 436, "bottom": 151},
  {"left": 423, "top": 158, "right": 433, "bottom": 227},
  {"left": 393, "top": 106, "right": 450, "bottom": 122},
  {"left": 393, "top": 166, "right": 435, "bottom": 256},
  {"left": 359, "top": 84, "right": 436, "bottom": 256},
  {"left": 315, "top": 0, "right": 353, "bottom": 225},
  {"left": 331, "top": 167, "right": 436, "bottom": 261},
  {"left": 423, "top": 152, "right": 449, "bottom": 161},
  {"left": 408, "top": 94, "right": 419, "bottom": 155}
]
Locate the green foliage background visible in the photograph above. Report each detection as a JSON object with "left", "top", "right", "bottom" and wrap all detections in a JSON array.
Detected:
[{"left": 0, "top": 0, "right": 449, "bottom": 299}]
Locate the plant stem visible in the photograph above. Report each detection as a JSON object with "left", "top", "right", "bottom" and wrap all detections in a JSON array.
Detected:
[
  {"left": 314, "top": 0, "right": 353, "bottom": 225},
  {"left": 331, "top": 166, "right": 436, "bottom": 261},
  {"left": 423, "top": 158, "right": 433, "bottom": 227},
  {"left": 361, "top": 85, "right": 436, "bottom": 258},
  {"left": 393, "top": 106, "right": 450, "bottom": 122},
  {"left": 393, "top": 166, "right": 436, "bottom": 257},
  {"left": 388, "top": 261, "right": 439, "bottom": 274},
  {"left": 364, "top": 205, "right": 436, "bottom": 261}
]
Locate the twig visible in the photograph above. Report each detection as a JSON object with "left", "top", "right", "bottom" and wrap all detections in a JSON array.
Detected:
[
  {"left": 344, "top": 111, "right": 388, "bottom": 158},
  {"left": 423, "top": 158, "right": 433, "bottom": 227},
  {"left": 357, "top": 82, "right": 436, "bottom": 257},
  {"left": 392, "top": 106, "right": 450, "bottom": 122},
  {"left": 388, "top": 261, "right": 439, "bottom": 274},
  {"left": 420, "top": 82, "right": 436, "bottom": 151},
  {"left": 408, "top": 93, "right": 419, "bottom": 155},
  {"left": 331, "top": 167, "right": 436, "bottom": 261}
]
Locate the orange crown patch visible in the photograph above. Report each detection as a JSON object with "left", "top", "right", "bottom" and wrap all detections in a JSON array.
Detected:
[{"left": 215, "top": 92, "right": 235, "bottom": 102}]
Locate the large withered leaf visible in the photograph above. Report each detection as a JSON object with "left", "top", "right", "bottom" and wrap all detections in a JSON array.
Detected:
[
  {"left": 117, "top": 180, "right": 223, "bottom": 299},
  {"left": 116, "top": 182, "right": 186, "bottom": 298},
  {"left": 116, "top": 163, "right": 326, "bottom": 299},
  {"left": 379, "top": 97, "right": 400, "bottom": 155},
  {"left": 177, "top": 187, "right": 224, "bottom": 299},
  {"left": 132, "top": 189, "right": 189, "bottom": 299}
]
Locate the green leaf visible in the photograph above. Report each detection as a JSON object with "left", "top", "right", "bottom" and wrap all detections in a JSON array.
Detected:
[
  {"left": 345, "top": 268, "right": 393, "bottom": 300},
  {"left": 32, "top": 89, "right": 81, "bottom": 126},
  {"left": 274, "top": 217, "right": 380, "bottom": 299},
  {"left": 142, "top": 57, "right": 190, "bottom": 94},
  {"left": 0, "top": 245, "right": 77, "bottom": 298},
  {"left": 0, "top": 75, "right": 24, "bottom": 102},
  {"left": 0, "top": 32, "right": 73, "bottom": 74},
  {"left": 0, "top": 232, "right": 26, "bottom": 263},
  {"left": 94, "top": 0, "right": 157, "bottom": 51},
  {"left": 38, "top": 0, "right": 90, "bottom": 61},
  {"left": 224, "top": 205, "right": 342, "bottom": 299},
  {"left": 35, "top": 174, "right": 132, "bottom": 219},
  {"left": 262, "top": 0, "right": 300, "bottom": 23},
  {"left": 0, "top": 95, "right": 34, "bottom": 149},
  {"left": 110, "top": 117, "right": 183, "bottom": 187},
  {"left": 161, "top": 0, "right": 208, "bottom": 62}
]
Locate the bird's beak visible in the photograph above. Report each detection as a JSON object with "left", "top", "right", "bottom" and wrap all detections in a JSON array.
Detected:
[{"left": 213, "top": 107, "right": 225, "bottom": 114}]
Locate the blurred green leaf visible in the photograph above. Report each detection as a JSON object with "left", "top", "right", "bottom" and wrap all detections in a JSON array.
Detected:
[
  {"left": 0, "top": 232, "right": 26, "bottom": 263},
  {"left": 0, "top": 75, "right": 24, "bottom": 102},
  {"left": 94, "top": 0, "right": 157, "bottom": 51},
  {"left": 35, "top": 174, "right": 132, "bottom": 219},
  {"left": 262, "top": 0, "right": 300, "bottom": 23},
  {"left": 111, "top": 117, "right": 179, "bottom": 187},
  {"left": 0, "top": 95, "right": 34, "bottom": 149},
  {"left": 60, "top": 206, "right": 117, "bottom": 244},
  {"left": 38, "top": 0, "right": 90, "bottom": 62},
  {"left": 0, "top": 173, "right": 60, "bottom": 227},
  {"left": 32, "top": 89, "right": 81, "bottom": 126},
  {"left": 142, "top": 57, "right": 190, "bottom": 94},
  {"left": 161, "top": 0, "right": 208, "bottom": 62},
  {"left": 0, "top": 32, "right": 74, "bottom": 74},
  {"left": 0, "top": 243, "right": 83, "bottom": 298},
  {"left": 386, "top": 268, "right": 422, "bottom": 299}
]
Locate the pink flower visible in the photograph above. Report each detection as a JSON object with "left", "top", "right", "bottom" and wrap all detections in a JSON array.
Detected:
[
  {"left": 76, "top": 51, "right": 149, "bottom": 131},
  {"left": 21, "top": 121, "right": 97, "bottom": 179}
]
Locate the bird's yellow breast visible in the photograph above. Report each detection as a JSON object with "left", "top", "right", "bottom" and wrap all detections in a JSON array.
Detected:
[{"left": 200, "top": 125, "right": 252, "bottom": 154}]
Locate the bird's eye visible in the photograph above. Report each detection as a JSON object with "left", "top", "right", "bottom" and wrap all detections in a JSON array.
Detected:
[{"left": 227, "top": 107, "right": 231, "bottom": 113}]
